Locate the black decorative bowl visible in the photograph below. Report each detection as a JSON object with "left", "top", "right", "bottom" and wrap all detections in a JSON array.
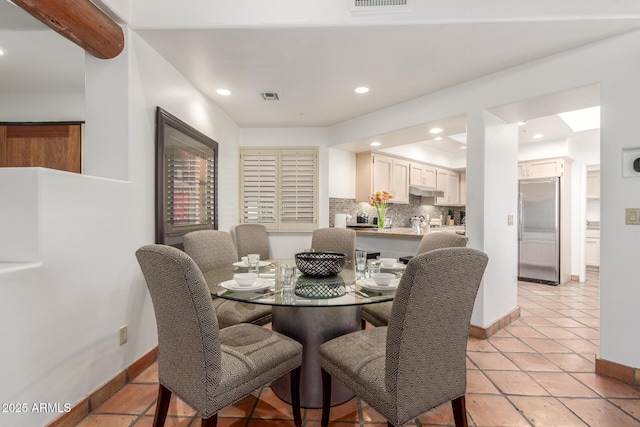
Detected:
[
  {"left": 294, "top": 275, "right": 347, "bottom": 299},
  {"left": 294, "top": 251, "right": 346, "bottom": 277}
]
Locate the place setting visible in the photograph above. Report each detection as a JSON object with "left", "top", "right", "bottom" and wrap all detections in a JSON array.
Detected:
[{"left": 219, "top": 272, "right": 275, "bottom": 293}]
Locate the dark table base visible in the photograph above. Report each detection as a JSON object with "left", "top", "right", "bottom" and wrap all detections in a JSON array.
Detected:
[{"left": 270, "top": 305, "right": 361, "bottom": 408}]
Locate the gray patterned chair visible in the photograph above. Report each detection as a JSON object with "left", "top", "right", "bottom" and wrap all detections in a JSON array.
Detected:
[
  {"left": 361, "top": 232, "right": 468, "bottom": 328},
  {"left": 235, "top": 223, "right": 271, "bottom": 260},
  {"left": 320, "top": 247, "right": 488, "bottom": 427},
  {"left": 310, "top": 227, "right": 356, "bottom": 262},
  {"left": 136, "top": 244, "right": 303, "bottom": 427},
  {"left": 416, "top": 232, "right": 468, "bottom": 255},
  {"left": 183, "top": 230, "right": 271, "bottom": 328}
]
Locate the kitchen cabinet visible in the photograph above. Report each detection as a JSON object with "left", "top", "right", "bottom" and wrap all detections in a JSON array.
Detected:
[
  {"left": 356, "top": 152, "right": 409, "bottom": 204},
  {"left": 459, "top": 172, "right": 466, "bottom": 205},
  {"left": 585, "top": 228, "right": 600, "bottom": 268},
  {"left": 586, "top": 170, "right": 600, "bottom": 199},
  {"left": 435, "top": 169, "right": 460, "bottom": 205},
  {"left": 519, "top": 158, "right": 566, "bottom": 179},
  {"left": 409, "top": 162, "right": 437, "bottom": 188}
]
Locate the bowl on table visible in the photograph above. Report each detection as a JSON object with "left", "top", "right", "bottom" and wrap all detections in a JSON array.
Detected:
[
  {"left": 295, "top": 251, "right": 346, "bottom": 277},
  {"left": 379, "top": 258, "right": 397, "bottom": 267},
  {"left": 233, "top": 273, "right": 258, "bottom": 286},
  {"left": 371, "top": 272, "right": 395, "bottom": 286}
]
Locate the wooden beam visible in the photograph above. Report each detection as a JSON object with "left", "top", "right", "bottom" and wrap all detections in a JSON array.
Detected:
[{"left": 12, "top": 0, "right": 124, "bottom": 59}]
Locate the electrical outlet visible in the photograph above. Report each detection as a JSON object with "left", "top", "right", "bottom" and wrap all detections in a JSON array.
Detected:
[
  {"left": 119, "top": 325, "right": 128, "bottom": 345},
  {"left": 507, "top": 214, "right": 514, "bottom": 226},
  {"left": 626, "top": 208, "right": 640, "bottom": 225}
]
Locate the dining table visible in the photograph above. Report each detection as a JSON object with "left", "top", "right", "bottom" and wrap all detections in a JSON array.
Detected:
[{"left": 202, "top": 258, "right": 404, "bottom": 408}]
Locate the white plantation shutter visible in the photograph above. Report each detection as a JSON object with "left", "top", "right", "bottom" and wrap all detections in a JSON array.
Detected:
[
  {"left": 279, "top": 149, "right": 317, "bottom": 230},
  {"left": 240, "top": 147, "right": 318, "bottom": 231},
  {"left": 241, "top": 149, "right": 277, "bottom": 228}
]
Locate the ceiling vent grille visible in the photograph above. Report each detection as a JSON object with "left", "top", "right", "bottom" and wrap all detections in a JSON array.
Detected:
[
  {"left": 350, "top": 0, "right": 409, "bottom": 12},
  {"left": 259, "top": 92, "right": 280, "bottom": 101}
]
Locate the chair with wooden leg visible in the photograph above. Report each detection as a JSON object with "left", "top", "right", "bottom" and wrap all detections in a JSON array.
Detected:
[
  {"left": 310, "top": 227, "right": 356, "bottom": 262},
  {"left": 235, "top": 223, "right": 272, "bottom": 260},
  {"left": 184, "top": 229, "right": 272, "bottom": 328},
  {"left": 136, "top": 244, "right": 303, "bottom": 427},
  {"left": 360, "top": 231, "right": 468, "bottom": 328},
  {"left": 320, "top": 247, "right": 488, "bottom": 427}
]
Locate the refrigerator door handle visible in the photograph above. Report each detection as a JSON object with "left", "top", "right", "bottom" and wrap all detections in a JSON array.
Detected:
[{"left": 518, "top": 192, "right": 523, "bottom": 241}]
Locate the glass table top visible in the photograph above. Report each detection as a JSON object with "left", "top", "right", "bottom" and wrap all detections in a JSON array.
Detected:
[{"left": 203, "top": 259, "right": 398, "bottom": 307}]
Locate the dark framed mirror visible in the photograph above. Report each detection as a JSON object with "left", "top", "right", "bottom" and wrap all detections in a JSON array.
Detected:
[{"left": 155, "top": 107, "right": 218, "bottom": 247}]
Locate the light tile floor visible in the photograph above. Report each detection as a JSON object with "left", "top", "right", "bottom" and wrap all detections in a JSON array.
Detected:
[{"left": 76, "top": 271, "right": 640, "bottom": 426}]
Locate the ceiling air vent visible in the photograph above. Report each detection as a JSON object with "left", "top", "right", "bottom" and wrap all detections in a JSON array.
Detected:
[
  {"left": 350, "top": 0, "right": 409, "bottom": 12},
  {"left": 259, "top": 92, "right": 280, "bottom": 101}
]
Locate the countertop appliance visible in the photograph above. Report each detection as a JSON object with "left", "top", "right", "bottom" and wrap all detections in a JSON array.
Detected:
[
  {"left": 356, "top": 212, "right": 369, "bottom": 224},
  {"left": 518, "top": 177, "right": 561, "bottom": 285}
]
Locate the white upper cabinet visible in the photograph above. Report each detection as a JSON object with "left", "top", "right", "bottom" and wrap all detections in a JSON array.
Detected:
[
  {"left": 356, "top": 152, "right": 409, "bottom": 204},
  {"left": 435, "top": 168, "right": 460, "bottom": 206},
  {"left": 409, "top": 162, "right": 437, "bottom": 188},
  {"left": 459, "top": 172, "right": 466, "bottom": 206},
  {"left": 519, "top": 158, "right": 565, "bottom": 179},
  {"left": 586, "top": 170, "right": 600, "bottom": 199},
  {"left": 391, "top": 158, "right": 410, "bottom": 204}
]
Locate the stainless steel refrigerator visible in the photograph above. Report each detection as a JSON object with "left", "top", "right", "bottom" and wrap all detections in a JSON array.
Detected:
[{"left": 518, "top": 177, "right": 560, "bottom": 285}]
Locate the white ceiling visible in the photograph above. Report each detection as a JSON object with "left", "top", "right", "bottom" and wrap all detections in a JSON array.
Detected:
[{"left": 0, "top": 0, "right": 634, "bottom": 148}]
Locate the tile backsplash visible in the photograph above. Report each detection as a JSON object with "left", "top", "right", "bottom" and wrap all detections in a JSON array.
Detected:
[{"left": 329, "top": 195, "right": 466, "bottom": 227}]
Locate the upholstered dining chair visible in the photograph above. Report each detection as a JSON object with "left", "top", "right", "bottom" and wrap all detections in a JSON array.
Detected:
[
  {"left": 183, "top": 230, "right": 271, "bottom": 328},
  {"left": 310, "top": 227, "right": 356, "bottom": 262},
  {"left": 235, "top": 223, "right": 271, "bottom": 260},
  {"left": 136, "top": 244, "right": 303, "bottom": 427},
  {"left": 360, "top": 231, "right": 468, "bottom": 328},
  {"left": 320, "top": 247, "right": 488, "bottom": 427},
  {"left": 416, "top": 231, "right": 468, "bottom": 255}
]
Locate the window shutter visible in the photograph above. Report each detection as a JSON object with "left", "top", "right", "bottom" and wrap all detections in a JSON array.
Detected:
[
  {"left": 240, "top": 147, "right": 318, "bottom": 231},
  {"left": 240, "top": 149, "right": 277, "bottom": 228},
  {"left": 279, "top": 149, "right": 317, "bottom": 231}
]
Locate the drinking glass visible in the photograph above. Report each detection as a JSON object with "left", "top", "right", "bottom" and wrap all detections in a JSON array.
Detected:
[
  {"left": 355, "top": 250, "right": 367, "bottom": 275},
  {"left": 280, "top": 264, "right": 296, "bottom": 291},
  {"left": 367, "top": 259, "right": 381, "bottom": 277},
  {"left": 247, "top": 253, "right": 260, "bottom": 274}
]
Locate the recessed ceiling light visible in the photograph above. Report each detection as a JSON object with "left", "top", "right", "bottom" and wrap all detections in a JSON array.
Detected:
[
  {"left": 532, "top": 133, "right": 544, "bottom": 139},
  {"left": 355, "top": 87, "right": 369, "bottom": 94},
  {"left": 0, "top": 48, "right": 5, "bottom": 56},
  {"left": 429, "top": 127, "right": 443, "bottom": 134},
  {"left": 517, "top": 121, "right": 527, "bottom": 126},
  {"left": 434, "top": 137, "right": 443, "bottom": 141},
  {"left": 370, "top": 141, "right": 381, "bottom": 147},
  {"left": 216, "top": 88, "right": 231, "bottom": 96},
  {"left": 459, "top": 146, "right": 467, "bottom": 150}
]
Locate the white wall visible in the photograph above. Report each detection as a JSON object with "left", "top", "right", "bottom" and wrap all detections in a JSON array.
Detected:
[
  {"left": 328, "top": 148, "right": 356, "bottom": 199},
  {"left": 328, "top": 30, "right": 640, "bottom": 368},
  {"left": 0, "top": 27, "right": 241, "bottom": 426},
  {"left": 0, "top": 90, "right": 85, "bottom": 122}
]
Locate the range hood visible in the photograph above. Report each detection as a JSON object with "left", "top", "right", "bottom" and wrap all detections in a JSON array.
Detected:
[{"left": 409, "top": 185, "right": 444, "bottom": 198}]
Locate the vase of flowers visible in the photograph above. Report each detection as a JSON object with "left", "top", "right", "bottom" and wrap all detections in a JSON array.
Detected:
[{"left": 369, "top": 191, "right": 393, "bottom": 231}]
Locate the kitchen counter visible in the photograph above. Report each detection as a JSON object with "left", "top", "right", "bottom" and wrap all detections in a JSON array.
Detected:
[
  {"left": 351, "top": 226, "right": 465, "bottom": 240},
  {"left": 352, "top": 226, "right": 467, "bottom": 259}
]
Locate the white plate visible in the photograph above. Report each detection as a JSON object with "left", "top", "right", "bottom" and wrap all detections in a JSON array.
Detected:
[
  {"left": 359, "top": 278, "right": 399, "bottom": 292},
  {"left": 380, "top": 263, "right": 406, "bottom": 271},
  {"left": 232, "top": 261, "right": 271, "bottom": 268},
  {"left": 219, "top": 278, "right": 274, "bottom": 293}
]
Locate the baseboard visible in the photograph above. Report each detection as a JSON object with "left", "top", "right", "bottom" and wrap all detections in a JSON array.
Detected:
[
  {"left": 596, "top": 357, "right": 640, "bottom": 386},
  {"left": 47, "top": 347, "right": 158, "bottom": 427},
  {"left": 469, "top": 307, "right": 521, "bottom": 339}
]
